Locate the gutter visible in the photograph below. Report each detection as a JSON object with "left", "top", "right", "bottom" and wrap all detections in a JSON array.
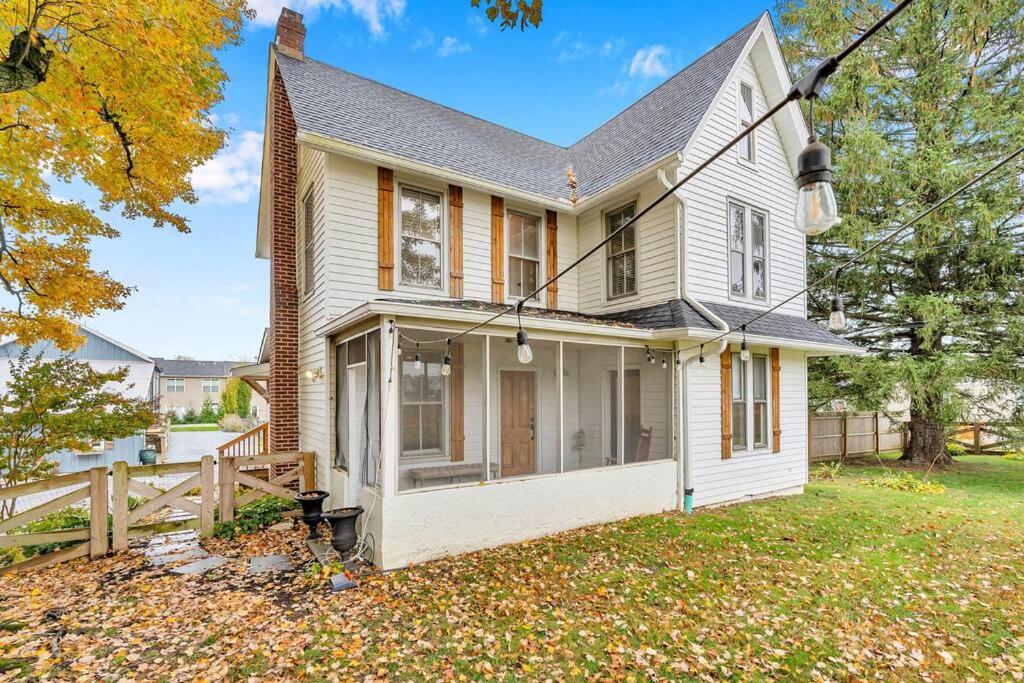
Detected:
[{"left": 657, "top": 165, "right": 730, "bottom": 515}]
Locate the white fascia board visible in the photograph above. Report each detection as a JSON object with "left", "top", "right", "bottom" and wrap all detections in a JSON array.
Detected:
[
  {"left": 255, "top": 47, "right": 278, "bottom": 260},
  {"left": 570, "top": 153, "right": 683, "bottom": 214},
  {"left": 297, "top": 131, "right": 575, "bottom": 214},
  {"left": 230, "top": 361, "right": 269, "bottom": 378},
  {"left": 660, "top": 326, "right": 864, "bottom": 356}
]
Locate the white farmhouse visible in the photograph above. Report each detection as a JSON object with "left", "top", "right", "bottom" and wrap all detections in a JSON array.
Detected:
[{"left": 251, "top": 9, "right": 859, "bottom": 567}]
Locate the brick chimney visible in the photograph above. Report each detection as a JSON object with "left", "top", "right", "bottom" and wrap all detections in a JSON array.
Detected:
[{"left": 275, "top": 8, "right": 305, "bottom": 59}]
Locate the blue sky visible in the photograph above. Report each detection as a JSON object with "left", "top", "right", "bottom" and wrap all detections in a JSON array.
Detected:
[{"left": 83, "top": 0, "right": 771, "bottom": 360}]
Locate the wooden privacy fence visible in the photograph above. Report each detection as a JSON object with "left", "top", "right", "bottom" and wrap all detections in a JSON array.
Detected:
[
  {"left": 947, "top": 422, "right": 1012, "bottom": 455},
  {"left": 218, "top": 451, "right": 314, "bottom": 523},
  {"left": 809, "top": 412, "right": 906, "bottom": 463},
  {"left": 0, "top": 452, "right": 317, "bottom": 573}
]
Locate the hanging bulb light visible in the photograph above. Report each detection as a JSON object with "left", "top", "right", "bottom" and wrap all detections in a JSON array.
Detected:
[
  {"left": 413, "top": 342, "right": 422, "bottom": 371},
  {"left": 740, "top": 326, "right": 750, "bottom": 362},
  {"left": 698, "top": 344, "right": 706, "bottom": 370},
  {"left": 516, "top": 329, "right": 533, "bottom": 364},
  {"left": 661, "top": 355, "right": 668, "bottom": 370},
  {"left": 646, "top": 346, "right": 655, "bottom": 364},
  {"left": 795, "top": 99, "right": 840, "bottom": 236},
  {"left": 829, "top": 293, "right": 847, "bottom": 331},
  {"left": 441, "top": 338, "right": 452, "bottom": 377}
]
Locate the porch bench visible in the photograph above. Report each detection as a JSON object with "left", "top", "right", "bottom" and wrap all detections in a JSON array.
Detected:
[{"left": 408, "top": 463, "right": 497, "bottom": 487}]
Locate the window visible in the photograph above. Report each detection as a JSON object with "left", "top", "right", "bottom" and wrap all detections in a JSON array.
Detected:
[
  {"left": 302, "top": 190, "right": 315, "bottom": 294},
  {"left": 399, "top": 187, "right": 443, "bottom": 289},
  {"left": 731, "top": 351, "right": 770, "bottom": 452},
  {"left": 738, "top": 82, "right": 755, "bottom": 162},
  {"left": 166, "top": 378, "right": 184, "bottom": 393},
  {"left": 606, "top": 202, "right": 637, "bottom": 299},
  {"left": 728, "top": 201, "right": 769, "bottom": 302},
  {"left": 202, "top": 379, "right": 220, "bottom": 393},
  {"left": 401, "top": 350, "right": 444, "bottom": 455},
  {"left": 731, "top": 352, "right": 746, "bottom": 449},
  {"left": 508, "top": 211, "right": 541, "bottom": 300}
]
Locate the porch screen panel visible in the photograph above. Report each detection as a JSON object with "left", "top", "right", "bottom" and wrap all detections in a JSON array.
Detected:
[
  {"left": 334, "top": 342, "right": 348, "bottom": 470},
  {"left": 362, "top": 330, "right": 381, "bottom": 489},
  {"left": 397, "top": 330, "right": 486, "bottom": 492},
  {"left": 561, "top": 343, "right": 618, "bottom": 471},
  {"left": 623, "top": 347, "right": 673, "bottom": 462}
]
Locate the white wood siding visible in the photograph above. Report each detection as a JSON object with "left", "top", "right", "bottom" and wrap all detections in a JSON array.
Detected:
[
  {"left": 686, "top": 345, "right": 807, "bottom": 507},
  {"left": 680, "top": 54, "right": 806, "bottom": 316}
]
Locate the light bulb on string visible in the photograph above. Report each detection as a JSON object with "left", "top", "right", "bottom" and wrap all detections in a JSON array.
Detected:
[
  {"left": 441, "top": 338, "right": 452, "bottom": 377},
  {"left": 740, "top": 326, "right": 750, "bottom": 362}
]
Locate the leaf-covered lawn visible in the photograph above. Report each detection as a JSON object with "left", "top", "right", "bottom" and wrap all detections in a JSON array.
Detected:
[{"left": 2, "top": 455, "right": 1022, "bottom": 681}]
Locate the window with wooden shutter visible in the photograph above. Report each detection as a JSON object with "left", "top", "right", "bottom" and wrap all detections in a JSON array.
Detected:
[
  {"left": 545, "top": 209, "right": 558, "bottom": 309},
  {"left": 770, "top": 347, "right": 781, "bottom": 453},
  {"left": 377, "top": 167, "right": 395, "bottom": 290},
  {"left": 508, "top": 211, "right": 541, "bottom": 300},
  {"left": 449, "top": 185, "right": 464, "bottom": 298},
  {"left": 606, "top": 202, "right": 637, "bottom": 299},
  {"left": 449, "top": 342, "right": 464, "bottom": 461},
  {"left": 490, "top": 196, "right": 505, "bottom": 302},
  {"left": 720, "top": 349, "right": 732, "bottom": 459}
]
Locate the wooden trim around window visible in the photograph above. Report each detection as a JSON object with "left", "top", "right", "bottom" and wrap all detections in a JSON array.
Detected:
[
  {"left": 545, "top": 209, "right": 558, "bottom": 309},
  {"left": 770, "top": 347, "right": 781, "bottom": 453},
  {"left": 720, "top": 349, "right": 732, "bottom": 460},
  {"left": 377, "top": 167, "right": 394, "bottom": 290},
  {"left": 449, "top": 185, "right": 464, "bottom": 298},
  {"left": 490, "top": 195, "right": 505, "bottom": 303},
  {"left": 450, "top": 342, "right": 464, "bottom": 462}
]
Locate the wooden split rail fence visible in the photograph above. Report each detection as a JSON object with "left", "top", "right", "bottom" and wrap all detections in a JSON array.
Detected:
[{"left": 0, "top": 451, "right": 314, "bottom": 573}]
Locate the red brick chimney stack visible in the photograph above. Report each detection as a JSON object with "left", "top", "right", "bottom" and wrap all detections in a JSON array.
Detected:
[{"left": 275, "top": 8, "right": 306, "bottom": 59}]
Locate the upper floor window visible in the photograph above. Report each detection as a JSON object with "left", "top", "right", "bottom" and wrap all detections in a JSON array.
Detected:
[
  {"left": 302, "top": 190, "right": 315, "bottom": 294},
  {"left": 202, "top": 379, "right": 220, "bottom": 393},
  {"left": 606, "top": 202, "right": 637, "bottom": 300},
  {"left": 738, "top": 82, "right": 755, "bottom": 163},
  {"left": 508, "top": 211, "right": 541, "bottom": 300},
  {"left": 399, "top": 187, "right": 443, "bottom": 289},
  {"left": 728, "top": 200, "right": 768, "bottom": 302},
  {"left": 732, "top": 351, "right": 769, "bottom": 451},
  {"left": 166, "top": 378, "right": 184, "bottom": 393}
]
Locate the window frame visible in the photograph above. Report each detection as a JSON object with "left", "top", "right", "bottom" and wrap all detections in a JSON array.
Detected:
[
  {"left": 165, "top": 378, "right": 184, "bottom": 393},
  {"left": 399, "top": 349, "right": 447, "bottom": 459},
  {"left": 604, "top": 200, "right": 639, "bottom": 302},
  {"left": 202, "top": 378, "right": 220, "bottom": 394},
  {"left": 726, "top": 199, "right": 770, "bottom": 304},
  {"left": 506, "top": 208, "right": 544, "bottom": 303},
  {"left": 737, "top": 80, "right": 757, "bottom": 165},
  {"left": 730, "top": 349, "right": 772, "bottom": 454},
  {"left": 301, "top": 188, "right": 315, "bottom": 295},
  {"left": 395, "top": 182, "right": 448, "bottom": 294}
]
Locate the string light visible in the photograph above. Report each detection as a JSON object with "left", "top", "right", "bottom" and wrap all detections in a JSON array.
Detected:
[
  {"left": 829, "top": 274, "right": 846, "bottom": 331},
  {"left": 740, "top": 326, "right": 750, "bottom": 362},
  {"left": 413, "top": 342, "right": 422, "bottom": 371},
  {"left": 441, "top": 338, "right": 452, "bottom": 377},
  {"left": 795, "top": 98, "right": 840, "bottom": 236},
  {"left": 698, "top": 344, "right": 706, "bottom": 369},
  {"left": 515, "top": 302, "right": 533, "bottom": 364},
  {"left": 661, "top": 355, "right": 668, "bottom": 370}
]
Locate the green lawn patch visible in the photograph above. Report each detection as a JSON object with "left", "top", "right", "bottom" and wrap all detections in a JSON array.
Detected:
[{"left": 169, "top": 424, "right": 220, "bottom": 432}]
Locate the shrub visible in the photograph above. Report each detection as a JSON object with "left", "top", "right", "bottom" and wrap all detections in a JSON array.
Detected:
[
  {"left": 181, "top": 405, "right": 199, "bottom": 424},
  {"left": 218, "top": 413, "right": 251, "bottom": 433},
  {"left": 213, "top": 496, "right": 297, "bottom": 539},
  {"left": 861, "top": 470, "right": 946, "bottom": 495},
  {"left": 198, "top": 396, "right": 220, "bottom": 424},
  {"left": 947, "top": 442, "right": 968, "bottom": 457},
  {"left": 810, "top": 462, "right": 842, "bottom": 481},
  {"left": 1003, "top": 451, "right": 1024, "bottom": 462}
]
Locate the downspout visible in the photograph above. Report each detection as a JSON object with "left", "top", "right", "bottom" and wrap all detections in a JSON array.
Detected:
[{"left": 657, "top": 165, "right": 730, "bottom": 514}]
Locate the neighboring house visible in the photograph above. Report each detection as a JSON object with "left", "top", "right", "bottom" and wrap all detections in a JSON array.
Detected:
[
  {"left": 152, "top": 358, "right": 268, "bottom": 421},
  {"left": 0, "top": 327, "right": 155, "bottom": 473},
  {"left": 253, "top": 9, "right": 859, "bottom": 567}
]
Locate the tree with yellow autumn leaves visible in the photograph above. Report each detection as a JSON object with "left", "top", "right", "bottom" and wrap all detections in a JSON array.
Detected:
[{"left": 0, "top": 1, "right": 252, "bottom": 349}]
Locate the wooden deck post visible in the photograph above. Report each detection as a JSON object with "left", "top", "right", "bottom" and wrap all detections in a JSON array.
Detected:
[
  {"left": 874, "top": 412, "right": 881, "bottom": 454},
  {"left": 200, "top": 455, "right": 215, "bottom": 537},
  {"left": 218, "top": 456, "right": 235, "bottom": 523},
  {"left": 841, "top": 413, "right": 849, "bottom": 459},
  {"left": 111, "top": 461, "right": 129, "bottom": 551},
  {"left": 88, "top": 466, "right": 109, "bottom": 558},
  {"left": 301, "top": 451, "right": 316, "bottom": 492},
  {"left": 973, "top": 422, "right": 982, "bottom": 454}
]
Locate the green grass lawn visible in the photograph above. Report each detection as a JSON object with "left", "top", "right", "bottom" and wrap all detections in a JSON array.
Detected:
[
  {"left": 298, "top": 453, "right": 1023, "bottom": 680},
  {"left": 168, "top": 423, "right": 220, "bottom": 432},
  {"left": 2, "top": 455, "right": 1021, "bottom": 680}
]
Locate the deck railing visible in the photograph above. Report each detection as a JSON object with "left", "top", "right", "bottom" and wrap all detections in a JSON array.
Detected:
[{"left": 216, "top": 422, "right": 268, "bottom": 459}]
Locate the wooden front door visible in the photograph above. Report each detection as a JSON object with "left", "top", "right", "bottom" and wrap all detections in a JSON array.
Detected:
[{"left": 500, "top": 371, "right": 536, "bottom": 477}]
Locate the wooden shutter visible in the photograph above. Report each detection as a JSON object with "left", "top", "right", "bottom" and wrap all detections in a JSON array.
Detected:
[
  {"left": 771, "top": 347, "right": 781, "bottom": 453},
  {"left": 545, "top": 209, "right": 558, "bottom": 309},
  {"left": 377, "top": 167, "right": 395, "bottom": 290},
  {"left": 720, "top": 349, "right": 732, "bottom": 460},
  {"left": 490, "top": 195, "right": 505, "bottom": 302},
  {"left": 449, "top": 185, "right": 464, "bottom": 298},
  {"left": 450, "top": 342, "right": 464, "bottom": 461}
]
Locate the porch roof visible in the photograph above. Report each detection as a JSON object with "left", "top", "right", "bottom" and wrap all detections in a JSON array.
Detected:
[{"left": 316, "top": 298, "right": 860, "bottom": 355}]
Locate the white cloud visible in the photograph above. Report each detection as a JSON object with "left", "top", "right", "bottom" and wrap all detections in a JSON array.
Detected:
[
  {"left": 411, "top": 27, "right": 434, "bottom": 51},
  {"left": 191, "top": 130, "right": 263, "bottom": 204},
  {"left": 556, "top": 34, "right": 624, "bottom": 63},
  {"left": 436, "top": 36, "right": 470, "bottom": 58},
  {"left": 467, "top": 13, "right": 488, "bottom": 36},
  {"left": 600, "top": 38, "right": 625, "bottom": 57},
  {"left": 247, "top": 0, "right": 405, "bottom": 38},
  {"left": 628, "top": 45, "right": 671, "bottom": 78}
]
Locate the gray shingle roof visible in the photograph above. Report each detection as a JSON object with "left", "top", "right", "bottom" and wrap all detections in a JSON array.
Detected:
[
  {"left": 274, "top": 17, "right": 760, "bottom": 202},
  {"left": 152, "top": 358, "right": 238, "bottom": 377},
  {"left": 376, "top": 297, "right": 856, "bottom": 348}
]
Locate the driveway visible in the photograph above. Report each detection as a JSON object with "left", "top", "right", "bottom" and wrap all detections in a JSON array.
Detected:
[{"left": 166, "top": 430, "right": 231, "bottom": 463}]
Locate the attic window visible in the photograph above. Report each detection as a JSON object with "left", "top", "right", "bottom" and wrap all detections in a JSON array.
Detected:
[
  {"left": 303, "top": 190, "right": 315, "bottom": 294},
  {"left": 738, "top": 82, "right": 755, "bottom": 163}
]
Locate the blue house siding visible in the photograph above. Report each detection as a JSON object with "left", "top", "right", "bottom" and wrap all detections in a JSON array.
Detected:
[
  {"left": 46, "top": 434, "right": 147, "bottom": 473},
  {"left": 0, "top": 329, "right": 147, "bottom": 362}
]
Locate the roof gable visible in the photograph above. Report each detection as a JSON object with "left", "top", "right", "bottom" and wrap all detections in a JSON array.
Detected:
[
  {"left": 0, "top": 326, "right": 152, "bottom": 364},
  {"left": 271, "top": 14, "right": 764, "bottom": 205}
]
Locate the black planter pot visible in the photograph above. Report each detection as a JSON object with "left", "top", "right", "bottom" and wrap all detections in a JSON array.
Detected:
[
  {"left": 321, "top": 506, "right": 364, "bottom": 556},
  {"left": 294, "top": 490, "right": 329, "bottom": 540}
]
